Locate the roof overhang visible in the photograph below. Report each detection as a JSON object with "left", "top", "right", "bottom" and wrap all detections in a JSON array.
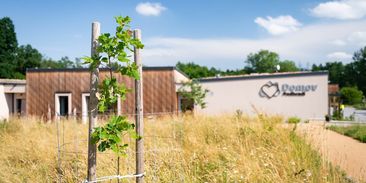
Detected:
[{"left": 0, "top": 79, "right": 26, "bottom": 93}]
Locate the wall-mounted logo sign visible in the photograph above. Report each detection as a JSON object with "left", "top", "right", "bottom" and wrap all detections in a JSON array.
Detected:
[
  {"left": 259, "top": 81, "right": 280, "bottom": 99},
  {"left": 259, "top": 81, "right": 317, "bottom": 99}
]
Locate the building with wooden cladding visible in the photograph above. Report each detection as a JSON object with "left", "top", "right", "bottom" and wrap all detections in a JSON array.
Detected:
[{"left": 26, "top": 67, "right": 189, "bottom": 122}]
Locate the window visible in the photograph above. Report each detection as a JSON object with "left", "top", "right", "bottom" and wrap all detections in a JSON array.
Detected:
[
  {"left": 13, "top": 93, "right": 26, "bottom": 116},
  {"left": 16, "top": 99, "right": 22, "bottom": 114},
  {"left": 59, "top": 96, "right": 68, "bottom": 116},
  {"left": 82, "top": 93, "right": 121, "bottom": 122},
  {"left": 82, "top": 93, "right": 90, "bottom": 123},
  {"left": 55, "top": 93, "right": 72, "bottom": 117},
  {"left": 178, "top": 94, "right": 194, "bottom": 112}
]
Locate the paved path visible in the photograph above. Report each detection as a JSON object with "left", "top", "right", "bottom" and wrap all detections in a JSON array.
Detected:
[{"left": 297, "top": 122, "right": 366, "bottom": 182}]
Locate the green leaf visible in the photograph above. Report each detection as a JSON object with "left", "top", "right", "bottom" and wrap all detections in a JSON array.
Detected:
[
  {"left": 99, "top": 130, "right": 109, "bottom": 139},
  {"left": 82, "top": 56, "right": 93, "bottom": 64},
  {"left": 128, "top": 129, "right": 142, "bottom": 140},
  {"left": 91, "top": 128, "right": 101, "bottom": 144},
  {"left": 98, "top": 141, "right": 110, "bottom": 152}
]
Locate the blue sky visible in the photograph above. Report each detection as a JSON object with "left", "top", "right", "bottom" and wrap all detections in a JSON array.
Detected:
[{"left": 1, "top": 0, "right": 366, "bottom": 69}]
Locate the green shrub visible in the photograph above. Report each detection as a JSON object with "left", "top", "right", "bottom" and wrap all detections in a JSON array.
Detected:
[
  {"left": 340, "top": 87, "right": 364, "bottom": 105},
  {"left": 287, "top": 117, "right": 301, "bottom": 124},
  {"left": 288, "top": 117, "right": 301, "bottom": 131},
  {"left": 332, "top": 110, "right": 343, "bottom": 120}
]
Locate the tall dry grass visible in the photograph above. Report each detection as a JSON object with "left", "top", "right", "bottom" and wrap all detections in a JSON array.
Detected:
[{"left": 0, "top": 114, "right": 351, "bottom": 183}]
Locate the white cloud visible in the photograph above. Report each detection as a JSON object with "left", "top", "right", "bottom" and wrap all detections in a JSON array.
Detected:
[
  {"left": 142, "top": 20, "right": 366, "bottom": 69},
  {"left": 331, "top": 39, "right": 346, "bottom": 46},
  {"left": 136, "top": 2, "right": 166, "bottom": 16},
  {"left": 310, "top": 0, "right": 366, "bottom": 20},
  {"left": 329, "top": 31, "right": 366, "bottom": 47},
  {"left": 347, "top": 31, "right": 366, "bottom": 45},
  {"left": 327, "top": 51, "right": 353, "bottom": 59},
  {"left": 254, "top": 15, "right": 302, "bottom": 35}
]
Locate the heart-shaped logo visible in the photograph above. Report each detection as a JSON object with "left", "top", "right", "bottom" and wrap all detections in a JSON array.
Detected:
[{"left": 259, "top": 81, "right": 280, "bottom": 99}]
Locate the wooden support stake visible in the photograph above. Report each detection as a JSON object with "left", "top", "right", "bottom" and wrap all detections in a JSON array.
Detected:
[
  {"left": 87, "top": 21, "right": 100, "bottom": 182},
  {"left": 134, "top": 29, "right": 144, "bottom": 183}
]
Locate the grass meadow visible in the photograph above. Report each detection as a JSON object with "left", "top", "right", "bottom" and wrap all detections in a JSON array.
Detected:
[
  {"left": 0, "top": 114, "right": 351, "bottom": 183},
  {"left": 327, "top": 125, "right": 366, "bottom": 143}
]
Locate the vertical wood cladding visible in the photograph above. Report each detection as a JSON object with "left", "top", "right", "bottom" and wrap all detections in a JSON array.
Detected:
[{"left": 26, "top": 68, "right": 179, "bottom": 118}]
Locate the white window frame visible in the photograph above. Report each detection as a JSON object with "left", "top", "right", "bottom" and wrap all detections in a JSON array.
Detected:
[
  {"left": 81, "top": 94, "right": 121, "bottom": 123},
  {"left": 178, "top": 94, "right": 182, "bottom": 112},
  {"left": 117, "top": 95, "right": 121, "bottom": 115},
  {"left": 55, "top": 93, "right": 72, "bottom": 118},
  {"left": 82, "top": 93, "right": 90, "bottom": 124}
]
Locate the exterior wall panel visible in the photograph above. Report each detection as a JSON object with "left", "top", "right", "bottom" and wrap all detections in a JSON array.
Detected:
[
  {"left": 198, "top": 72, "right": 328, "bottom": 120},
  {"left": 0, "top": 85, "right": 10, "bottom": 120},
  {"left": 0, "top": 79, "right": 26, "bottom": 120},
  {"left": 26, "top": 68, "right": 180, "bottom": 118}
]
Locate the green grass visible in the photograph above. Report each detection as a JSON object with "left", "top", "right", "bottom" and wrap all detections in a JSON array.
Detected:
[
  {"left": 287, "top": 117, "right": 301, "bottom": 124},
  {"left": 327, "top": 125, "right": 366, "bottom": 143}
]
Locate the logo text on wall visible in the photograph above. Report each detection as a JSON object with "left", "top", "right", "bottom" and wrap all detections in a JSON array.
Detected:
[{"left": 259, "top": 81, "right": 317, "bottom": 99}]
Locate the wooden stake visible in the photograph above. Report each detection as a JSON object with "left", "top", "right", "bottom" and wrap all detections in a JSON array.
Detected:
[
  {"left": 87, "top": 21, "right": 100, "bottom": 182},
  {"left": 134, "top": 29, "right": 144, "bottom": 183}
]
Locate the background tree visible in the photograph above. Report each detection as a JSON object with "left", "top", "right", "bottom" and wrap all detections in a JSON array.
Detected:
[
  {"left": 312, "top": 62, "right": 345, "bottom": 86},
  {"left": 15, "top": 44, "right": 42, "bottom": 77},
  {"left": 0, "top": 17, "right": 18, "bottom": 78},
  {"left": 352, "top": 47, "right": 366, "bottom": 95},
  {"left": 56, "top": 56, "right": 75, "bottom": 68},
  {"left": 176, "top": 62, "right": 248, "bottom": 79},
  {"left": 279, "top": 60, "right": 299, "bottom": 72},
  {"left": 310, "top": 46, "right": 366, "bottom": 96},
  {"left": 73, "top": 58, "right": 84, "bottom": 68},
  {"left": 40, "top": 58, "right": 61, "bottom": 69},
  {"left": 340, "top": 87, "right": 364, "bottom": 105},
  {"left": 40, "top": 57, "right": 82, "bottom": 69},
  {"left": 343, "top": 62, "right": 357, "bottom": 87},
  {"left": 0, "top": 17, "right": 85, "bottom": 78},
  {"left": 246, "top": 50, "right": 280, "bottom": 73},
  {"left": 176, "top": 61, "right": 219, "bottom": 78},
  {"left": 1, "top": 16, "right": 66, "bottom": 78},
  {"left": 245, "top": 50, "right": 299, "bottom": 73}
]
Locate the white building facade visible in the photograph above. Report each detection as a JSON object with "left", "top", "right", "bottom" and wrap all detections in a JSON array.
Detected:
[
  {"left": 197, "top": 71, "right": 328, "bottom": 120},
  {"left": 0, "top": 79, "right": 26, "bottom": 120}
]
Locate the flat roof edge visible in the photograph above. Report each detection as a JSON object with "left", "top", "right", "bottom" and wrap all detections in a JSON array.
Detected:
[
  {"left": 174, "top": 67, "right": 190, "bottom": 79},
  {"left": 0, "top": 79, "right": 26, "bottom": 84},
  {"left": 26, "top": 66, "right": 177, "bottom": 73},
  {"left": 198, "top": 71, "right": 328, "bottom": 82}
]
